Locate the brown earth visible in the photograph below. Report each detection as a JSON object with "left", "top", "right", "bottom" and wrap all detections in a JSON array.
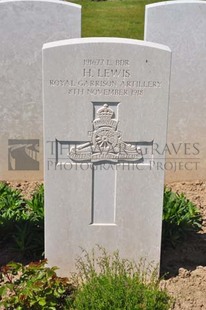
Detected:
[
  {"left": 161, "top": 181, "right": 206, "bottom": 310},
  {"left": 1, "top": 180, "right": 206, "bottom": 309},
  {"left": 5, "top": 180, "right": 42, "bottom": 200}
]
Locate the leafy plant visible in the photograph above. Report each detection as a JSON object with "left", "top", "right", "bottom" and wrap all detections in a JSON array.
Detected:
[
  {"left": 162, "top": 187, "right": 202, "bottom": 246},
  {"left": 26, "top": 184, "right": 44, "bottom": 221},
  {"left": 0, "top": 183, "right": 26, "bottom": 247},
  {"left": 70, "top": 247, "right": 171, "bottom": 310},
  {"left": 0, "top": 260, "right": 75, "bottom": 309},
  {"left": 11, "top": 220, "right": 44, "bottom": 259},
  {"left": 0, "top": 182, "right": 44, "bottom": 259},
  {"left": 11, "top": 185, "right": 44, "bottom": 259},
  {"left": 0, "top": 183, "right": 26, "bottom": 222}
]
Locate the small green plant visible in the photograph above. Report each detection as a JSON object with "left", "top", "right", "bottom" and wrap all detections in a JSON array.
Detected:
[
  {"left": 26, "top": 184, "right": 44, "bottom": 221},
  {"left": 11, "top": 219, "right": 44, "bottom": 259},
  {"left": 0, "top": 182, "right": 44, "bottom": 259},
  {"left": 162, "top": 187, "right": 202, "bottom": 246},
  {"left": 0, "top": 182, "right": 44, "bottom": 222},
  {"left": 70, "top": 247, "right": 171, "bottom": 310},
  {"left": 0, "top": 182, "right": 26, "bottom": 222},
  {"left": 11, "top": 185, "right": 44, "bottom": 259},
  {"left": 0, "top": 260, "right": 75, "bottom": 309},
  {"left": 0, "top": 183, "right": 27, "bottom": 247}
]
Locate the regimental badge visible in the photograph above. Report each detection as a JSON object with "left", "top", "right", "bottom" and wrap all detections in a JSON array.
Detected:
[{"left": 68, "top": 103, "right": 143, "bottom": 163}]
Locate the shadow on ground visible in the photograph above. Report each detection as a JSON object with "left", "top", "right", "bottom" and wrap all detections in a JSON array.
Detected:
[{"left": 160, "top": 231, "right": 206, "bottom": 278}]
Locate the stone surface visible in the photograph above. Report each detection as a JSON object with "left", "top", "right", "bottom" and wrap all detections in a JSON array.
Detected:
[
  {"left": 43, "top": 38, "right": 171, "bottom": 276},
  {"left": 0, "top": 0, "right": 81, "bottom": 180},
  {"left": 145, "top": 0, "right": 206, "bottom": 182}
]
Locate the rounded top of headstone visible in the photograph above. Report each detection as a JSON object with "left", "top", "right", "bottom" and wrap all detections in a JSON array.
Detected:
[
  {"left": 43, "top": 37, "right": 171, "bottom": 53},
  {"left": 0, "top": 0, "right": 81, "bottom": 9},
  {"left": 146, "top": 0, "right": 205, "bottom": 9}
]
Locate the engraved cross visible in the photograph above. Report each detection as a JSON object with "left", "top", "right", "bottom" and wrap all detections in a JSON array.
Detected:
[{"left": 55, "top": 102, "right": 152, "bottom": 225}]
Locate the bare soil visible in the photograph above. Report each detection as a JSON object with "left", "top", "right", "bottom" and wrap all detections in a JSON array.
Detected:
[
  {"left": 5, "top": 180, "right": 42, "bottom": 200},
  {"left": 1, "top": 180, "right": 206, "bottom": 309},
  {"left": 161, "top": 181, "right": 206, "bottom": 309}
]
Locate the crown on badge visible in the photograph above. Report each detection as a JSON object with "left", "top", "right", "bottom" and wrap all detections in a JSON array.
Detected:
[
  {"left": 93, "top": 104, "right": 118, "bottom": 130},
  {"left": 97, "top": 104, "right": 113, "bottom": 118}
]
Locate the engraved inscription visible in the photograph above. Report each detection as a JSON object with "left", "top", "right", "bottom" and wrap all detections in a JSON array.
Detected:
[
  {"left": 49, "top": 57, "right": 162, "bottom": 97},
  {"left": 68, "top": 103, "right": 143, "bottom": 163},
  {"left": 83, "top": 68, "right": 131, "bottom": 78}
]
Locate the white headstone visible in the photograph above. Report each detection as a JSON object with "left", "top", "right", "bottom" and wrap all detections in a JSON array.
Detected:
[
  {"left": 43, "top": 38, "right": 171, "bottom": 276},
  {"left": 145, "top": 0, "right": 206, "bottom": 182},
  {"left": 0, "top": 0, "right": 81, "bottom": 180}
]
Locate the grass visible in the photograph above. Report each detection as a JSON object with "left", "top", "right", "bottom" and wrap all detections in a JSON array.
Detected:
[{"left": 69, "top": 0, "right": 165, "bottom": 39}]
